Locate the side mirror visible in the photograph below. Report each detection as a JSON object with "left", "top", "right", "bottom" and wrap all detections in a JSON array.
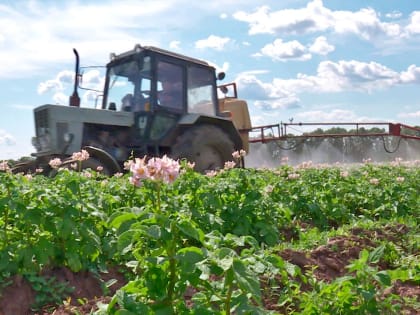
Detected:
[{"left": 217, "top": 72, "right": 225, "bottom": 81}]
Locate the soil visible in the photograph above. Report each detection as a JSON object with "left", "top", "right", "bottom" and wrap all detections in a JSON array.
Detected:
[
  {"left": 0, "top": 267, "right": 126, "bottom": 315},
  {"left": 0, "top": 225, "right": 418, "bottom": 314}
]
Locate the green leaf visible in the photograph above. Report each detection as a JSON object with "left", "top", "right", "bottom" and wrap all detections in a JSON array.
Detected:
[
  {"left": 109, "top": 212, "right": 138, "bottom": 229},
  {"left": 216, "top": 248, "right": 235, "bottom": 271},
  {"left": 177, "top": 246, "right": 205, "bottom": 273},
  {"left": 177, "top": 220, "right": 204, "bottom": 243},
  {"left": 145, "top": 225, "right": 162, "bottom": 239},
  {"left": 360, "top": 289, "right": 375, "bottom": 301},
  {"left": 368, "top": 245, "right": 385, "bottom": 264},
  {"left": 232, "top": 258, "right": 261, "bottom": 303},
  {"left": 66, "top": 252, "right": 82, "bottom": 272},
  {"left": 374, "top": 271, "right": 391, "bottom": 286},
  {"left": 117, "top": 230, "right": 135, "bottom": 254}
]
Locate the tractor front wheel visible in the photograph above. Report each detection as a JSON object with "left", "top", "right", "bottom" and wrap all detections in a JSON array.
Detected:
[{"left": 171, "top": 125, "right": 235, "bottom": 173}]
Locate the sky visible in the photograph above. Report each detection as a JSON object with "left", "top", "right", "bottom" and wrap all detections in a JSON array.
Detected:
[{"left": 1, "top": 0, "right": 419, "bottom": 160}]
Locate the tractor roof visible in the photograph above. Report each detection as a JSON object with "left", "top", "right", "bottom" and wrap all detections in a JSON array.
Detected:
[{"left": 110, "top": 44, "right": 212, "bottom": 68}]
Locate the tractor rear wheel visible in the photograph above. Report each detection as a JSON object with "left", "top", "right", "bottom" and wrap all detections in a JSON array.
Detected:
[{"left": 171, "top": 125, "right": 235, "bottom": 173}]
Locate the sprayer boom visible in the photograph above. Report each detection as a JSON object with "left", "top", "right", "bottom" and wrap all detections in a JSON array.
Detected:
[{"left": 245, "top": 122, "right": 420, "bottom": 143}]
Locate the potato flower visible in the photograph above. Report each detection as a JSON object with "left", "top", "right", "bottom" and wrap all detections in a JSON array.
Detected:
[
  {"left": 48, "top": 158, "right": 62, "bottom": 169},
  {"left": 72, "top": 149, "right": 90, "bottom": 161},
  {"left": 224, "top": 161, "right": 236, "bottom": 169},
  {"left": 129, "top": 155, "right": 180, "bottom": 186},
  {"left": 0, "top": 161, "right": 10, "bottom": 172},
  {"left": 232, "top": 149, "right": 246, "bottom": 159}
]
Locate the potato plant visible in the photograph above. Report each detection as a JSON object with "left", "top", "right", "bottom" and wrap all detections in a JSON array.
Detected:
[{"left": 0, "top": 156, "right": 418, "bottom": 314}]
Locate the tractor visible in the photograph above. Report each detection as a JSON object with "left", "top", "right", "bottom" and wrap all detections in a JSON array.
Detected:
[{"left": 12, "top": 44, "right": 252, "bottom": 175}]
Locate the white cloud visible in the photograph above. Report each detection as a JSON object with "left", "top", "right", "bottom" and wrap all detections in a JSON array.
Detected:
[
  {"left": 405, "top": 11, "right": 420, "bottom": 35},
  {"left": 309, "top": 36, "right": 335, "bottom": 55},
  {"left": 399, "top": 65, "right": 420, "bottom": 83},
  {"left": 38, "top": 69, "right": 104, "bottom": 104},
  {"left": 398, "top": 111, "right": 420, "bottom": 118},
  {"left": 234, "top": 60, "right": 419, "bottom": 110},
  {"left": 255, "top": 36, "right": 334, "bottom": 62},
  {"left": 279, "top": 60, "right": 400, "bottom": 94},
  {"left": 52, "top": 92, "right": 68, "bottom": 105},
  {"left": 235, "top": 72, "right": 300, "bottom": 109},
  {"left": 38, "top": 70, "right": 73, "bottom": 94},
  {"left": 256, "top": 39, "right": 311, "bottom": 61},
  {"left": 295, "top": 109, "right": 359, "bottom": 122},
  {"left": 0, "top": 130, "right": 16, "bottom": 146},
  {"left": 233, "top": 0, "right": 403, "bottom": 41},
  {"left": 195, "top": 35, "right": 231, "bottom": 51},
  {"left": 233, "top": 2, "right": 331, "bottom": 35},
  {"left": 0, "top": 1, "right": 206, "bottom": 79},
  {"left": 169, "top": 41, "right": 181, "bottom": 50},
  {"left": 385, "top": 11, "right": 402, "bottom": 19}
]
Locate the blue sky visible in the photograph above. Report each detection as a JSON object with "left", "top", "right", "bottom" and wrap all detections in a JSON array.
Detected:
[{"left": 1, "top": 0, "right": 419, "bottom": 160}]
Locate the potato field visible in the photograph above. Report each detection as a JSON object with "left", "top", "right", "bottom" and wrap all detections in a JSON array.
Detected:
[{"left": 0, "top": 155, "right": 419, "bottom": 314}]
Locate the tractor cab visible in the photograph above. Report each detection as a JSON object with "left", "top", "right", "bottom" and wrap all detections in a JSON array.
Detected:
[{"left": 103, "top": 45, "right": 218, "bottom": 116}]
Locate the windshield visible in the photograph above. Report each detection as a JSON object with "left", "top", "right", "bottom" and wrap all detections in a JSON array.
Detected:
[{"left": 106, "top": 56, "right": 152, "bottom": 111}]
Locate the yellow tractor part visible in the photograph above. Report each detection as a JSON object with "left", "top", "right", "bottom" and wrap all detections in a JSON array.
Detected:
[{"left": 219, "top": 98, "right": 252, "bottom": 153}]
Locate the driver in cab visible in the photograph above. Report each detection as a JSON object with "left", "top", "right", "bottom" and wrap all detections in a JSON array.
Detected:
[{"left": 157, "top": 61, "right": 183, "bottom": 110}]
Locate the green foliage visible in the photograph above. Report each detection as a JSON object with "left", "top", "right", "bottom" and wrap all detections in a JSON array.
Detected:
[
  {"left": 0, "top": 162, "right": 418, "bottom": 313},
  {"left": 25, "top": 273, "right": 73, "bottom": 311}
]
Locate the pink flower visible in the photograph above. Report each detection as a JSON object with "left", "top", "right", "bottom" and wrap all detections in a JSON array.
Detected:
[
  {"left": 49, "top": 158, "right": 62, "bottom": 169},
  {"left": 224, "top": 161, "right": 236, "bottom": 169},
  {"left": 232, "top": 149, "right": 246, "bottom": 159},
  {"left": 82, "top": 170, "right": 92, "bottom": 178},
  {"left": 298, "top": 161, "right": 313, "bottom": 169},
  {"left": 0, "top": 161, "right": 10, "bottom": 172},
  {"left": 96, "top": 165, "right": 104, "bottom": 172},
  {"left": 124, "top": 160, "right": 134, "bottom": 170},
  {"left": 72, "top": 149, "right": 90, "bottom": 161},
  {"left": 129, "top": 155, "right": 180, "bottom": 186},
  {"left": 287, "top": 173, "right": 300, "bottom": 180},
  {"left": 369, "top": 178, "right": 379, "bottom": 185},
  {"left": 264, "top": 185, "right": 274, "bottom": 194},
  {"left": 205, "top": 170, "right": 218, "bottom": 177},
  {"left": 340, "top": 171, "right": 349, "bottom": 178}
]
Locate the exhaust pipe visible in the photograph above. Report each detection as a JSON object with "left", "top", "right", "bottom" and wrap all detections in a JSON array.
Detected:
[{"left": 69, "top": 48, "right": 80, "bottom": 107}]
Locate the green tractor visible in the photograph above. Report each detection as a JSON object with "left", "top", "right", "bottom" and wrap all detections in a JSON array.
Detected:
[{"left": 13, "top": 44, "right": 252, "bottom": 175}]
